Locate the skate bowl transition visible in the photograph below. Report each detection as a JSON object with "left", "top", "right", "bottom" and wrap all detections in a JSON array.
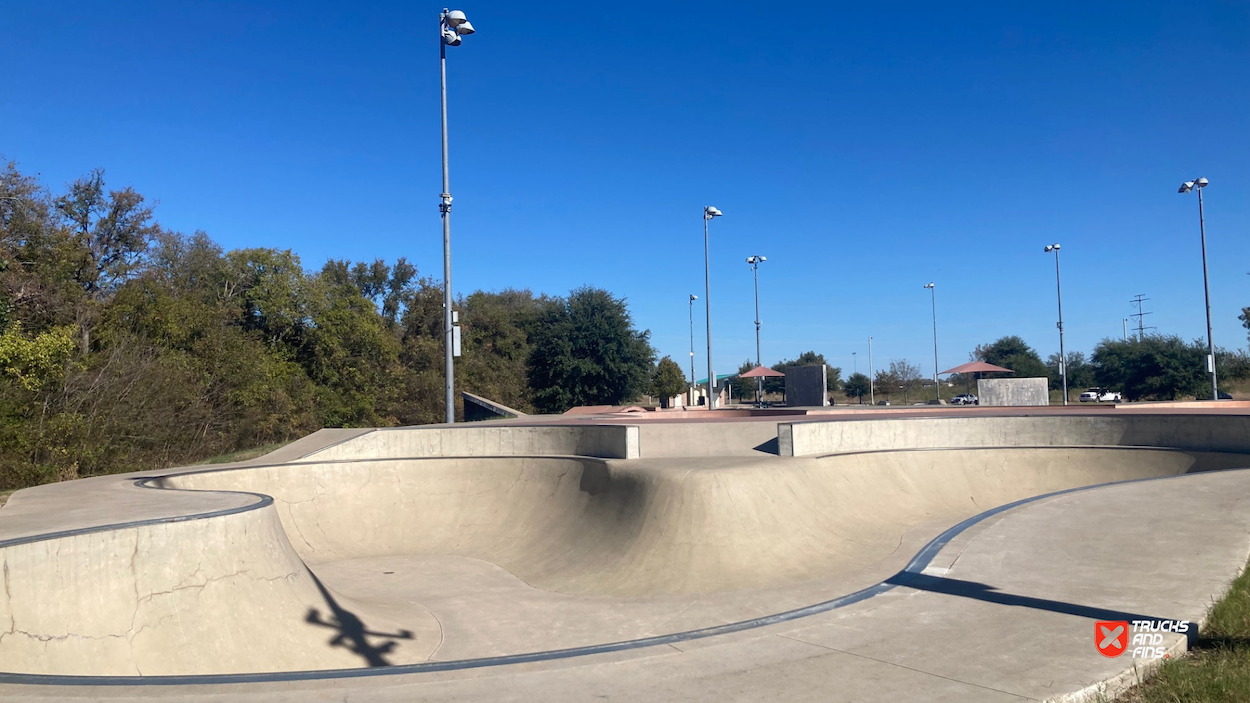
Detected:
[{"left": 3, "top": 409, "right": 1250, "bottom": 688}]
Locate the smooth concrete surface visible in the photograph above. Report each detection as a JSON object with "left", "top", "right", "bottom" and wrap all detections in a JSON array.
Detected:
[
  {"left": 780, "top": 412, "right": 1250, "bottom": 456},
  {"left": 302, "top": 424, "right": 640, "bottom": 461},
  {"left": 163, "top": 448, "right": 1249, "bottom": 598},
  {"left": 2, "top": 408, "right": 1250, "bottom": 701}
]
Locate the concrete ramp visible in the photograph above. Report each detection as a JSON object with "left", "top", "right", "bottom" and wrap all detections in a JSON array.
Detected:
[{"left": 4, "top": 410, "right": 1250, "bottom": 684}]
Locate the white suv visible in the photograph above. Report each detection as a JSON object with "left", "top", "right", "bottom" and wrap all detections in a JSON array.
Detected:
[{"left": 1079, "top": 387, "right": 1122, "bottom": 403}]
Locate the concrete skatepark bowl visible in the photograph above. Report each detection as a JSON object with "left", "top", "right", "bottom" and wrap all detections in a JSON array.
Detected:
[{"left": 3, "top": 406, "right": 1250, "bottom": 701}]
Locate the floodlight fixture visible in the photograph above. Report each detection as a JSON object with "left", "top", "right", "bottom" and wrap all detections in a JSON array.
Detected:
[
  {"left": 923, "top": 282, "right": 935, "bottom": 289},
  {"left": 1179, "top": 181, "right": 1195, "bottom": 194},
  {"left": 704, "top": 206, "right": 722, "bottom": 219}
]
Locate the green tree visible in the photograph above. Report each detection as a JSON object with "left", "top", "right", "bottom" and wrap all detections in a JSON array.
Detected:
[
  {"left": 731, "top": 359, "right": 758, "bottom": 401},
  {"left": 1092, "top": 335, "right": 1206, "bottom": 401},
  {"left": 1046, "top": 351, "right": 1096, "bottom": 392},
  {"left": 890, "top": 359, "right": 923, "bottom": 402},
  {"left": 765, "top": 351, "right": 843, "bottom": 395},
  {"left": 650, "top": 356, "right": 687, "bottom": 407},
  {"left": 873, "top": 368, "right": 900, "bottom": 402},
  {"left": 1219, "top": 348, "right": 1250, "bottom": 383},
  {"left": 528, "top": 286, "right": 655, "bottom": 413},
  {"left": 458, "top": 288, "right": 545, "bottom": 414},
  {"left": 844, "top": 372, "right": 871, "bottom": 403},
  {"left": 53, "top": 169, "right": 161, "bottom": 354},
  {"left": 974, "top": 336, "right": 1049, "bottom": 379}
]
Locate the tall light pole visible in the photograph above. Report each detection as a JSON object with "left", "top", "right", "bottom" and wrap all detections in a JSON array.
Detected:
[
  {"left": 1044, "top": 244, "right": 1067, "bottom": 405},
  {"left": 923, "top": 283, "right": 939, "bottom": 402},
  {"left": 438, "top": 9, "right": 475, "bottom": 424},
  {"left": 703, "top": 206, "right": 722, "bottom": 407},
  {"left": 868, "top": 336, "right": 875, "bottom": 405},
  {"left": 1179, "top": 178, "right": 1218, "bottom": 400},
  {"left": 1123, "top": 318, "right": 1128, "bottom": 342},
  {"left": 746, "top": 254, "right": 767, "bottom": 404},
  {"left": 688, "top": 294, "right": 698, "bottom": 406}
]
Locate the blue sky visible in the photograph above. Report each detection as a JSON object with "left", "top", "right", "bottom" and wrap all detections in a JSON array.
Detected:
[{"left": 4, "top": 1, "right": 1248, "bottom": 383}]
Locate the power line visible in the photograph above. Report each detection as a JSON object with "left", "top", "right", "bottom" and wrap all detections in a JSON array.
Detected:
[{"left": 1129, "top": 294, "right": 1155, "bottom": 341}]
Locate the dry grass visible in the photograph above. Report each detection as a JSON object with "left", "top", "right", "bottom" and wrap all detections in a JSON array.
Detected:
[{"left": 1117, "top": 563, "right": 1250, "bottom": 702}]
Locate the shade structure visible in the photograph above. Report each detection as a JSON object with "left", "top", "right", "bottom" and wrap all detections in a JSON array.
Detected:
[
  {"left": 938, "top": 361, "right": 1014, "bottom": 376},
  {"left": 738, "top": 365, "right": 786, "bottom": 379}
]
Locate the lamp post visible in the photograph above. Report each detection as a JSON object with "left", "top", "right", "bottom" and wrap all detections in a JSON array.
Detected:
[
  {"left": 1178, "top": 178, "right": 1218, "bottom": 400},
  {"left": 1044, "top": 244, "right": 1067, "bottom": 405},
  {"left": 746, "top": 254, "right": 767, "bottom": 404},
  {"left": 868, "top": 336, "right": 875, "bottom": 405},
  {"left": 923, "top": 283, "right": 939, "bottom": 402},
  {"left": 688, "top": 294, "right": 698, "bottom": 406},
  {"left": 438, "top": 8, "right": 475, "bottom": 424},
  {"left": 703, "top": 206, "right": 722, "bottom": 407},
  {"left": 1123, "top": 318, "right": 1128, "bottom": 342}
]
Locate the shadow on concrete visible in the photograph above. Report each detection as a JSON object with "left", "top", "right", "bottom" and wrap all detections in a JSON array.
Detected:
[
  {"left": 304, "top": 571, "right": 414, "bottom": 667},
  {"left": 753, "top": 436, "right": 780, "bottom": 455},
  {"left": 887, "top": 572, "right": 1198, "bottom": 647}
]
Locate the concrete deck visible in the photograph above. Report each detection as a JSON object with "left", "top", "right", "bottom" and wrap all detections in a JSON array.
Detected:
[{"left": 2, "top": 407, "right": 1249, "bottom": 701}]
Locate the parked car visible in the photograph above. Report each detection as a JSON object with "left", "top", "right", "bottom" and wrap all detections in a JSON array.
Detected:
[
  {"left": 1219, "top": 391, "right": 1233, "bottom": 400},
  {"left": 951, "top": 394, "right": 978, "bottom": 405},
  {"left": 1079, "top": 387, "right": 1122, "bottom": 403}
]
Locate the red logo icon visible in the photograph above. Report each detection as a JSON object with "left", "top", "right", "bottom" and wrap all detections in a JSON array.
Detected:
[{"left": 1096, "top": 621, "right": 1129, "bottom": 657}]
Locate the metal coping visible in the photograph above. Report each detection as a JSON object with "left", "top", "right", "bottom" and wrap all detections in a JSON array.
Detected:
[{"left": 0, "top": 462, "right": 1238, "bottom": 686}]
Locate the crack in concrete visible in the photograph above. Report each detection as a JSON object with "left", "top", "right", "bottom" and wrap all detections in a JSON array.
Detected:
[{"left": 1, "top": 556, "right": 13, "bottom": 634}]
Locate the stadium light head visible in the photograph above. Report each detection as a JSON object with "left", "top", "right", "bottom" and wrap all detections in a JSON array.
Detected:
[
  {"left": 444, "top": 10, "right": 468, "bottom": 27},
  {"left": 1044, "top": 243, "right": 1060, "bottom": 252},
  {"left": 704, "top": 206, "right": 722, "bottom": 219},
  {"left": 1195, "top": 177, "right": 1208, "bottom": 188},
  {"left": 1178, "top": 181, "right": 1195, "bottom": 194},
  {"left": 924, "top": 282, "right": 935, "bottom": 289}
]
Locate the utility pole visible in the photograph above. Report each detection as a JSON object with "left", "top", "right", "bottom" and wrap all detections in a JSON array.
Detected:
[
  {"left": 688, "top": 294, "right": 698, "bottom": 407},
  {"left": 868, "top": 336, "right": 875, "bottom": 405},
  {"left": 1129, "top": 294, "right": 1155, "bottom": 341}
]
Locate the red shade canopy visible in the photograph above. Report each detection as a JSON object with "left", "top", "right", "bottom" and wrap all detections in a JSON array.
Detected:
[
  {"left": 738, "top": 365, "right": 786, "bottom": 378},
  {"left": 939, "top": 361, "right": 1015, "bottom": 375}
]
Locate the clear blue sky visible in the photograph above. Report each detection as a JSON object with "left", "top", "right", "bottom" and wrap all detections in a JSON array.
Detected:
[{"left": 4, "top": 1, "right": 1248, "bottom": 383}]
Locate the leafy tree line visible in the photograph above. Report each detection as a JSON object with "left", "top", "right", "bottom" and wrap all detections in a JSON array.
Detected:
[
  {"left": 967, "top": 334, "right": 1250, "bottom": 401},
  {"left": 0, "top": 162, "right": 654, "bottom": 489}
]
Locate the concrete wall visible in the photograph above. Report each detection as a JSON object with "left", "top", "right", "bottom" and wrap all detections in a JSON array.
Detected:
[
  {"left": 785, "top": 365, "right": 828, "bottom": 407},
  {"left": 977, "top": 377, "right": 1049, "bottom": 406},
  {"left": 302, "top": 424, "right": 640, "bottom": 461},
  {"left": 0, "top": 501, "right": 437, "bottom": 676},
  {"left": 635, "top": 420, "right": 782, "bottom": 456},
  {"left": 778, "top": 413, "right": 1250, "bottom": 456}
]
